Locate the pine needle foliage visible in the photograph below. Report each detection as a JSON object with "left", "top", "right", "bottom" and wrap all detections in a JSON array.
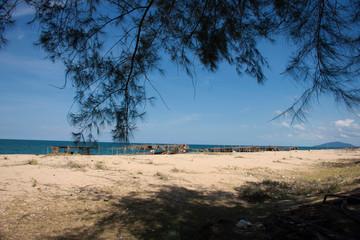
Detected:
[{"left": 1, "top": 0, "right": 360, "bottom": 141}]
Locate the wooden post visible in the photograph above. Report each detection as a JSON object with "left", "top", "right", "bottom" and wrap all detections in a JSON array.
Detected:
[{"left": 51, "top": 147, "right": 59, "bottom": 155}]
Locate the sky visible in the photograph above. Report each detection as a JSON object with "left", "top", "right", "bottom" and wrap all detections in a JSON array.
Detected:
[{"left": 0, "top": 6, "right": 360, "bottom": 147}]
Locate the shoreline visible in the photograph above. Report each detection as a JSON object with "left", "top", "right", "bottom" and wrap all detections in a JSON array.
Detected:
[
  {"left": 1, "top": 147, "right": 358, "bottom": 155},
  {"left": 1, "top": 138, "right": 355, "bottom": 155}
]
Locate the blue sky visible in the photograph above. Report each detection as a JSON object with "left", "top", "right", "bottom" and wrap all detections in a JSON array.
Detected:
[{"left": 0, "top": 7, "right": 360, "bottom": 146}]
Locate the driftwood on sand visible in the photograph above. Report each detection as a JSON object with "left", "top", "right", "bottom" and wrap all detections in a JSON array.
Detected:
[{"left": 263, "top": 189, "right": 360, "bottom": 240}]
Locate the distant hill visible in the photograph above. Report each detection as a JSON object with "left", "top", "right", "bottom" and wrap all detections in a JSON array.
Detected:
[{"left": 313, "top": 141, "right": 356, "bottom": 148}]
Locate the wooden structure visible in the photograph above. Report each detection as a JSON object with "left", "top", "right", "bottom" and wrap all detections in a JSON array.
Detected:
[
  {"left": 189, "top": 146, "right": 297, "bottom": 153},
  {"left": 109, "top": 144, "right": 189, "bottom": 155},
  {"left": 48, "top": 146, "right": 95, "bottom": 155},
  {"left": 108, "top": 144, "right": 297, "bottom": 155}
]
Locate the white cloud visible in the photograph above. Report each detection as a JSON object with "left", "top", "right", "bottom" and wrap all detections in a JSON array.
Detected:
[
  {"left": 294, "top": 124, "right": 305, "bottom": 131},
  {"left": 269, "top": 117, "right": 359, "bottom": 145},
  {"left": 297, "top": 130, "right": 325, "bottom": 140},
  {"left": 334, "top": 119, "right": 360, "bottom": 130},
  {"left": 340, "top": 134, "right": 350, "bottom": 138},
  {"left": 317, "top": 135, "right": 324, "bottom": 139},
  {"left": 281, "top": 122, "right": 290, "bottom": 128},
  {"left": 334, "top": 119, "right": 354, "bottom": 128},
  {"left": 169, "top": 114, "right": 202, "bottom": 125},
  {"left": 316, "top": 126, "right": 326, "bottom": 131},
  {"left": 330, "top": 118, "right": 360, "bottom": 141}
]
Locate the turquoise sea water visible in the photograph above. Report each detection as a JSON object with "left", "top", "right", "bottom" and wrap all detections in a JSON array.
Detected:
[
  {"left": 0, "top": 139, "right": 332, "bottom": 155},
  {"left": 0, "top": 139, "right": 118, "bottom": 155}
]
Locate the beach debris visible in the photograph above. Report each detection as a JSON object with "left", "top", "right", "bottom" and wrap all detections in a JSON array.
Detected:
[
  {"left": 323, "top": 194, "right": 360, "bottom": 223},
  {"left": 193, "top": 219, "right": 265, "bottom": 239},
  {"left": 264, "top": 189, "right": 360, "bottom": 240},
  {"left": 236, "top": 219, "right": 252, "bottom": 228}
]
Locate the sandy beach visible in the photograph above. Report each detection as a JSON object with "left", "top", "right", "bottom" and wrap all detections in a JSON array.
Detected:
[{"left": 0, "top": 149, "right": 359, "bottom": 239}]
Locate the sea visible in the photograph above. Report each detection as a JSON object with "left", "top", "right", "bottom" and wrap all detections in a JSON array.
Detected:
[{"left": 0, "top": 139, "right": 334, "bottom": 155}]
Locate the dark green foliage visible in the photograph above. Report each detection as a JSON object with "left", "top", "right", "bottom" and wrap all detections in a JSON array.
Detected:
[
  {"left": 1, "top": 0, "right": 360, "bottom": 142},
  {"left": 237, "top": 178, "right": 342, "bottom": 203},
  {"left": 0, "top": 0, "right": 17, "bottom": 49},
  {"left": 275, "top": 0, "right": 360, "bottom": 122}
]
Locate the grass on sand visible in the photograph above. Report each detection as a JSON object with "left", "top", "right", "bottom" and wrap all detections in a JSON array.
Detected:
[{"left": 0, "top": 155, "right": 359, "bottom": 239}]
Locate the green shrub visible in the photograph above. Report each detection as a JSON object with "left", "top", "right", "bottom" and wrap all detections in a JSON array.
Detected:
[
  {"left": 31, "top": 178, "right": 37, "bottom": 187},
  {"left": 155, "top": 171, "right": 168, "bottom": 181},
  {"left": 27, "top": 159, "right": 38, "bottom": 165},
  {"left": 66, "top": 160, "right": 83, "bottom": 169},
  {"left": 94, "top": 161, "right": 106, "bottom": 170}
]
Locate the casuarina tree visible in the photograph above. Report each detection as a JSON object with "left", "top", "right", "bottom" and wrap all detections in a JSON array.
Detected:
[{"left": 1, "top": 0, "right": 360, "bottom": 142}]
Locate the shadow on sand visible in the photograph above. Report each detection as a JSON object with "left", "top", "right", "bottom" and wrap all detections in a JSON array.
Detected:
[
  {"left": 44, "top": 184, "right": 280, "bottom": 240},
  {"left": 44, "top": 184, "right": 360, "bottom": 240}
]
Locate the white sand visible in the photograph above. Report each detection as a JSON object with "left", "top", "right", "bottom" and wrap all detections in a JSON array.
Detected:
[
  {"left": 1, "top": 149, "right": 359, "bottom": 239},
  {"left": 1, "top": 149, "right": 357, "bottom": 203}
]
